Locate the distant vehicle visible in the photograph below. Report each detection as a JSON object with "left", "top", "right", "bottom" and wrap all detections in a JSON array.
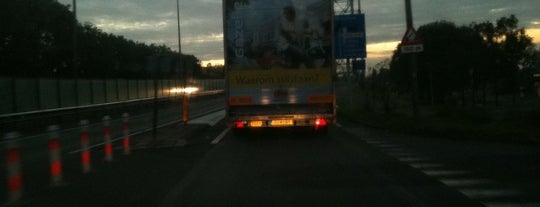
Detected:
[{"left": 223, "top": 0, "right": 336, "bottom": 134}]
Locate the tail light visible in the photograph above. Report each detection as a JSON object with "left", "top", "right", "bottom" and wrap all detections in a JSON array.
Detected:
[
  {"left": 315, "top": 118, "right": 327, "bottom": 127},
  {"left": 234, "top": 121, "right": 245, "bottom": 128}
]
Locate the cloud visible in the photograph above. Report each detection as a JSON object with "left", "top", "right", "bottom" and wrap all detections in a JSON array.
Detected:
[
  {"left": 531, "top": 21, "right": 540, "bottom": 28},
  {"left": 489, "top": 8, "right": 510, "bottom": 13},
  {"left": 57, "top": 0, "right": 540, "bottom": 63},
  {"left": 183, "top": 33, "right": 223, "bottom": 44},
  {"left": 93, "top": 19, "right": 171, "bottom": 32}
]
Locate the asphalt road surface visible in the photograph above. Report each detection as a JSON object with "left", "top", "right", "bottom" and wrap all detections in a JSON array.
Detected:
[{"left": 10, "top": 118, "right": 539, "bottom": 207}]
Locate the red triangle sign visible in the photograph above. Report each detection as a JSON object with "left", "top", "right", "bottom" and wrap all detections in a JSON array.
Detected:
[{"left": 401, "top": 27, "right": 422, "bottom": 45}]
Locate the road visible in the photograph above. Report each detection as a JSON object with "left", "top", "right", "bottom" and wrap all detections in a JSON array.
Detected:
[{"left": 7, "top": 115, "right": 539, "bottom": 207}]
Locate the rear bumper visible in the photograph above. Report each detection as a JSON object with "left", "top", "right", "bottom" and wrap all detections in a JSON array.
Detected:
[{"left": 228, "top": 114, "right": 334, "bottom": 128}]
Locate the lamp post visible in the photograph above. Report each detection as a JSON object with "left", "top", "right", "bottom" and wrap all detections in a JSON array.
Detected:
[
  {"left": 72, "top": 0, "right": 78, "bottom": 77},
  {"left": 177, "top": 0, "right": 190, "bottom": 124},
  {"left": 72, "top": 0, "right": 79, "bottom": 106},
  {"left": 177, "top": 0, "right": 182, "bottom": 55}
]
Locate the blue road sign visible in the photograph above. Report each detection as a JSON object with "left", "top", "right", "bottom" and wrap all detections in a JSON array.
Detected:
[{"left": 334, "top": 14, "right": 367, "bottom": 59}]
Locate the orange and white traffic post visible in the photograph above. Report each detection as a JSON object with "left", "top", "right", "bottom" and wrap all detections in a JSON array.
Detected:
[
  {"left": 103, "top": 116, "right": 113, "bottom": 162},
  {"left": 122, "top": 113, "right": 131, "bottom": 155},
  {"left": 4, "top": 132, "right": 23, "bottom": 204},
  {"left": 48, "top": 125, "right": 63, "bottom": 186},
  {"left": 80, "top": 120, "right": 91, "bottom": 173}
]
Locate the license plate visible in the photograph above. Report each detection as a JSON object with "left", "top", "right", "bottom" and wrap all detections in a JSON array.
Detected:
[
  {"left": 249, "top": 121, "right": 263, "bottom": 127},
  {"left": 270, "top": 119, "right": 294, "bottom": 126}
]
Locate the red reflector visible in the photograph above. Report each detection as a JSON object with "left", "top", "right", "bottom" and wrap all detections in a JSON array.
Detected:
[
  {"left": 123, "top": 138, "right": 130, "bottom": 148},
  {"left": 50, "top": 161, "right": 62, "bottom": 175},
  {"left": 82, "top": 151, "right": 91, "bottom": 163},
  {"left": 105, "top": 144, "right": 113, "bottom": 154},
  {"left": 234, "top": 121, "right": 244, "bottom": 128},
  {"left": 315, "top": 118, "right": 327, "bottom": 126},
  {"left": 8, "top": 175, "right": 22, "bottom": 191}
]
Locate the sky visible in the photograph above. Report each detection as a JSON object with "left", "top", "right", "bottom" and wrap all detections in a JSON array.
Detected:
[{"left": 57, "top": 0, "right": 540, "bottom": 67}]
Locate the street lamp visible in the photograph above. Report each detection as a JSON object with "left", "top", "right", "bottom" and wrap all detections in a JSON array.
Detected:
[
  {"left": 176, "top": 0, "right": 189, "bottom": 124},
  {"left": 176, "top": 0, "right": 181, "bottom": 55}
]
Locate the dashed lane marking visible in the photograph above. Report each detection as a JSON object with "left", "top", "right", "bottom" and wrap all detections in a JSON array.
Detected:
[
  {"left": 211, "top": 127, "right": 231, "bottom": 145},
  {"left": 439, "top": 178, "right": 492, "bottom": 187},
  {"left": 482, "top": 202, "right": 540, "bottom": 207},
  {"left": 409, "top": 163, "right": 445, "bottom": 169},
  {"left": 459, "top": 189, "right": 522, "bottom": 199},
  {"left": 364, "top": 140, "right": 389, "bottom": 145},
  {"left": 377, "top": 144, "right": 403, "bottom": 148},
  {"left": 187, "top": 110, "right": 225, "bottom": 126},
  {"left": 422, "top": 170, "right": 471, "bottom": 177},
  {"left": 175, "top": 139, "right": 187, "bottom": 147},
  {"left": 380, "top": 148, "right": 408, "bottom": 153},
  {"left": 388, "top": 152, "right": 417, "bottom": 157},
  {"left": 397, "top": 157, "right": 432, "bottom": 162},
  {"left": 342, "top": 125, "right": 539, "bottom": 207}
]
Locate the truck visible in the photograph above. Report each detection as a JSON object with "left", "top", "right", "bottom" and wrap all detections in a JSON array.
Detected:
[{"left": 223, "top": 0, "right": 335, "bottom": 134}]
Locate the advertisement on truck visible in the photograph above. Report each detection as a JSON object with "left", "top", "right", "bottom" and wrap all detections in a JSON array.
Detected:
[{"left": 224, "top": 0, "right": 335, "bottom": 132}]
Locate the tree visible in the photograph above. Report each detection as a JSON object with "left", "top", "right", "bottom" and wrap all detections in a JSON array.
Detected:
[
  {"left": 471, "top": 15, "right": 535, "bottom": 103},
  {"left": 0, "top": 0, "right": 201, "bottom": 79},
  {"left": 1, "top": 0, "right": 74, "bottom": 77},
  {"left": 390, "top": 21, "right": 482, "bottom": 104},
  {"left": 389, "top": 15, "right": 536, "bottom": 106}
]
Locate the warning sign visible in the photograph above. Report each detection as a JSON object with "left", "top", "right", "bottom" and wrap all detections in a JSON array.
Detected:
[{"left": 401, "top": 26, "right": 423, "bottom": 53}]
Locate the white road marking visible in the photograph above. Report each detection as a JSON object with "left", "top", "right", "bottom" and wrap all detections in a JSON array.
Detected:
[
  {"left": 422, "top": 170, "right": 470, "bottom": 177},
  {"left": 365, "top": 140, "right": 388, "bottom": 144},
  {"left": 381, "top": 148, "right": 408, "bottom": 153},
  {"left": 388, "top": 152, "right": 417, "bottom": 157},
  {"left": 361, "top": 137, "right": 379, "bottom": 140},
  {"left": 187, "top": 110, "right": 225, "bottom": 126},
  {"left": 459, "top": 189, "right": 522, "bottom": 199},
  {"left": 482, "top": 202, "right": 540, "bottom": 207},
  {"left": 175, "top": 139, "right": 187, "bottom": 147},
  {"left": 335, "top": 123, "right": 343, "bottom": 128},
  {"left": 378, "top": 144, "right": 402, "bottom": 148},
  {"left": 439, "top": 178, "right": 492, "bottom": 187},
  {"left": 398, "top": 157, "right": 432, "bottom": 162},
  {"left": 340, "top": 125, "right": 537, "bottom": 207},
  {"left": 409, "top": 163, "right": 445, "bottom": 169},
  {"left": 211, "top": 127, "right": 231, "bottom": 145}
]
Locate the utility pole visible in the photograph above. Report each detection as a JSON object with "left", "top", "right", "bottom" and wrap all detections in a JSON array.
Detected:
[
  {"left": 404, "top": 0, "right": 419, "bottom": 118},
  {"left": 72, "top": 0, "right": 79, "bottom": 106},
  {"left": 177, "top": 0, "right": 182, "bottom": 55},
  {"left": 72, "top": 0, "right": 78, "bottom": 77},
  {"left": 177, "top": 0, "right": 189, "bottom": 124}
]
